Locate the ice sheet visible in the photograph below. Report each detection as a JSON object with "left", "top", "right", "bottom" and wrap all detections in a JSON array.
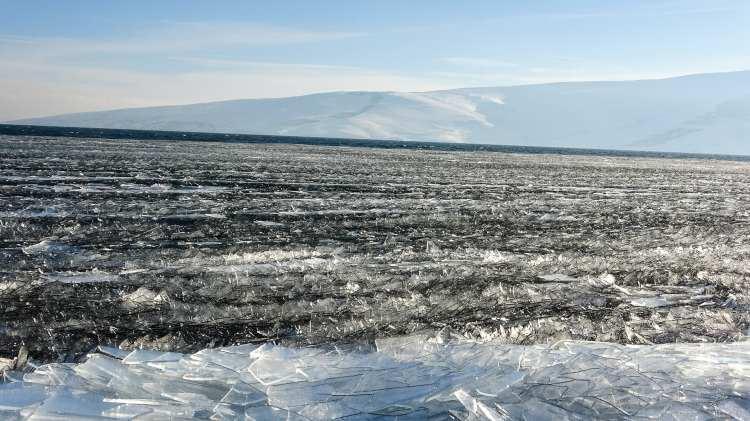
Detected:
[{"left": 4, "top": 137, "right": 750, "bottom": 360}]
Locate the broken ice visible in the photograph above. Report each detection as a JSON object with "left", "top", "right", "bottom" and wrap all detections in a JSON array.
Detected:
[{"left": 2, "top": 333, "right": 750, "bottom": 419}]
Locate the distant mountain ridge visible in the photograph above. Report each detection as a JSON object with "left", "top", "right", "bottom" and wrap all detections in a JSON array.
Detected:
[{"left": 11, "top": 70, "right": 750, "bottom": 154}]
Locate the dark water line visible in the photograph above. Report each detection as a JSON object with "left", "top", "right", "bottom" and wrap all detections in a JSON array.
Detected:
[{"left": 2, "top": 123, "right": 748, "bottom": 162}]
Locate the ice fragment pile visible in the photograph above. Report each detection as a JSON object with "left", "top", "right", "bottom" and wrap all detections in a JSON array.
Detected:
[{"left": 2, "top": 333, "right": 750, "bottom": 420}]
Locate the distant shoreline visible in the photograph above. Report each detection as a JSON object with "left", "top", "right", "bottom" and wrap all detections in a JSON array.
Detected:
[{"left": 2, "top": 123, "right": 748, "bottom": 162}]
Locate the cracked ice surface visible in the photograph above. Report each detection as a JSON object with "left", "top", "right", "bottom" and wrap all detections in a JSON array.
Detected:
[
  {"left": 2, "top": 135, "right": 750, "bottom": 360},
  {"left": 2, "top": 333, "right": 750, "bottom": 420}
]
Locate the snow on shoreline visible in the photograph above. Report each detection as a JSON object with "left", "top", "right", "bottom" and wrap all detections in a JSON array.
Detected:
[{"left": 2, "top": 333, "right": 749, "bottom": 420}]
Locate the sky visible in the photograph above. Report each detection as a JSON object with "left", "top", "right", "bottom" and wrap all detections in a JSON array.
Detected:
[{"left": 1, "top": 0, "right": 749, "bottom": 121}]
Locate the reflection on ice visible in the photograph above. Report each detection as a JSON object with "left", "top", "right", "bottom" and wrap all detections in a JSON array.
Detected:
[
  {"left": 21, "top": 240, "right": 79, "bottom": 256},
  {"left": 2, "top": 333, "right": 749, "bottom": 420},
  {"left": 44, "top": 271, "right": 120, "bottom": 284},
  {"left": 630, "top": 296, "right": 671, "bottom": 308}
]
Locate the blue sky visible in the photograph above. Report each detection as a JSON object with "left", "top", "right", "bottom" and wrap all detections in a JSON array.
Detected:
[{"left": 1, "top": 0, "right": 748, "bottom": 120}]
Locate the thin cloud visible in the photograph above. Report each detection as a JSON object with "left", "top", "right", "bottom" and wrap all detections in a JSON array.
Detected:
[
  {"left": 436, "top": 2, "right": 740, "bottom": 29},
  {"left": 440, "top": 57, "right": 519, "bottom": 68},
  {"left": 168, "top": 56, "right": 367, "bottom": 72},
  {"left": 0, "top": 22, "right": 363, "bottom": 58}
]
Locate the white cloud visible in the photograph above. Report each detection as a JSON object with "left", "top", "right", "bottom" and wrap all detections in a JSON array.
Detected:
[
  {"left": 0, "top": 22, "right": 362, "bottom": 58},
  {"left": 440, "top": 57, "right": 519, "bottom": 68}
]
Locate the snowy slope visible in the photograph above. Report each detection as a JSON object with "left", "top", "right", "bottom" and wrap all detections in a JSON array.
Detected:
[{"left": 11, "top": 70, "right": 750, "bottom": 154}]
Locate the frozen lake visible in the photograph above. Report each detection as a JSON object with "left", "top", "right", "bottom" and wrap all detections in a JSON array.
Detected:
[
  {"left": 2, "top": 133, "right": 750, "bottom": 418},
  {"left": 1, "top": 134, "right": 749, "bottom": 360}
]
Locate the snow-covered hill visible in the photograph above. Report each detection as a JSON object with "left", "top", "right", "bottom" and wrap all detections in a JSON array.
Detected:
[{"left": 11, "top": 70, "right": 750, "bottom": 154}]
